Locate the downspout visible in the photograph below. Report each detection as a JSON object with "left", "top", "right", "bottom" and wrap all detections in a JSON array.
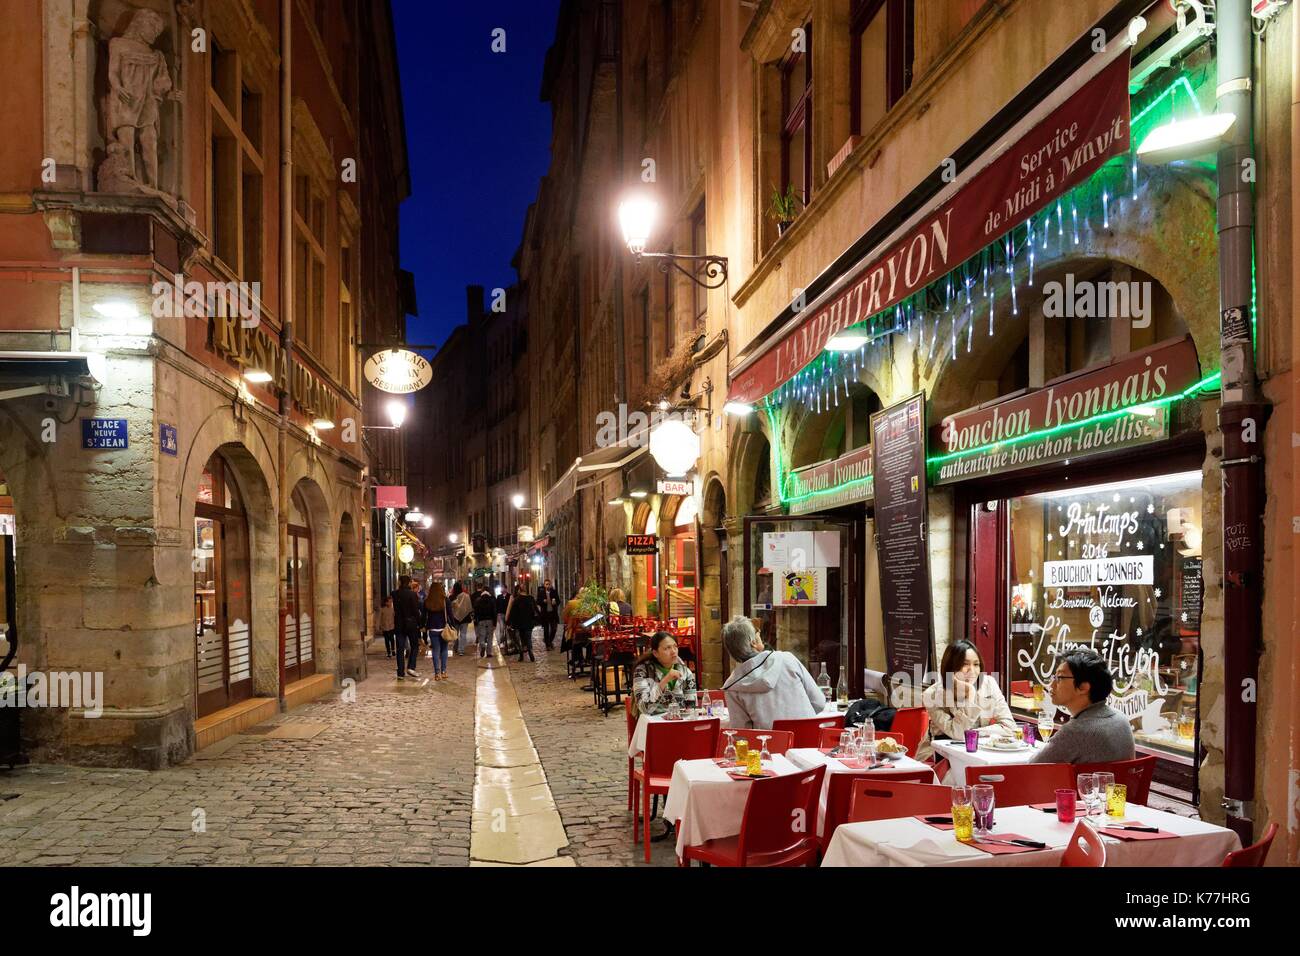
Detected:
[
  {"left": 1214, "top": 0, "right": 1268, "bottom": 844},
  {"left": 277, "top": 0, "right": 294, "bottom": 700}
]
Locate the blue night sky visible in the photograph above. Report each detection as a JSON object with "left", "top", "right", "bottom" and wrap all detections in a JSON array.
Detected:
[{"left": 391, "top": 0, "right": 562, "bottom": 350}]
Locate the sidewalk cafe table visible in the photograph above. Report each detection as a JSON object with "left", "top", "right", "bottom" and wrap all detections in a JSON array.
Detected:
[
  {"left": 821, "top": 803, "right": 1241, "bottom": 867},
  {"left": 628, "top": 710, "right": 730, "bottom": 758},
  {"left": 932, "top": 736, "right": 1046, "bottom": 785},
  {"left": 662, "top": 754, "right": 803, "bottom": 860},
  {"left": 786, "top": 747, "right": 939, "bottom": 837}
]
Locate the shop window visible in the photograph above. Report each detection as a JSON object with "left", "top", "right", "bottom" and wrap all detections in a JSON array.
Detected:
[
  {"left": 780, "top": 24, "right": 813, "bottom": 206},
  {"left": 1007, "top": 471, "right": 1203, "bottom": 764},
  {"left": 850, "top": 0, "right": 914, "bottom": 136},
  {"left": 193, "top": 453, "right": 253, "bottom": 717},
  {"left": 285, "top": 485, "right": 316, "bottom": 683}
]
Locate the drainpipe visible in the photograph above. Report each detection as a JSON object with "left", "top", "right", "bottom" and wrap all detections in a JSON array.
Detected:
[
  {"left": 1215, "top": 0, "right": 1268, "bottom": 845},
  {"left": 277, "top": 0, "right": 294, "bottom": 699}
]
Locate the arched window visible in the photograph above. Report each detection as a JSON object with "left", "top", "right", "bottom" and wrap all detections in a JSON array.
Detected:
[
  {"left": 284, "top": 485, "right": 315, "bottom": 682},
  {"left": 194, "top": 453, "right": 253, "bottom": 716}
]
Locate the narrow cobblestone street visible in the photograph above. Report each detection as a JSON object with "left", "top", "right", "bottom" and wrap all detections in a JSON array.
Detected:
[{"left": 0, "top": 633, "right": 675, "bottom": 866}]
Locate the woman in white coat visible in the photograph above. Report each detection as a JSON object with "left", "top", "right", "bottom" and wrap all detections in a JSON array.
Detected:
[
  {"left": 922, "top": 639, "right": 1017, "bottom": 740},
  {"left": 720, "top": 616, "right": 827, "bottom": 729}
]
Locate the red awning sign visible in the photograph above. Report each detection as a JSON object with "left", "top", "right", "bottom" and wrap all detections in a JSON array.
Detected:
[{"left": 728, "top": 52, "right": 1132, "bottom": 406}]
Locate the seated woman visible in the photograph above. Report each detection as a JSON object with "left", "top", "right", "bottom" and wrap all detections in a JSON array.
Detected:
[
  {"left": 720, "top": 615, "right": 827, "bottom": 729},
  {"left": 923, "top": 639, "right": 1017, "bottom": 740},
  {"left": 630, "top": 631, "right": 698, "bottom": 717},
  {"left": 608, "top": 587, "right": 634, "bottom": 620}
]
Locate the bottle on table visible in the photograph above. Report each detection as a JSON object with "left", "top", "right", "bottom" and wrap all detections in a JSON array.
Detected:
[
  {"left": 816, "top": 663, "right": 832, "bottom": 703},
  {"left": 836, "top": 669, "right": 849, "bottom": 705}
]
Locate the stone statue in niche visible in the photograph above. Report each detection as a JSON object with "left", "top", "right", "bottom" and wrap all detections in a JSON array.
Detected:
[{"left": 96, "top": 8, "right": 182, "bottom": 199}]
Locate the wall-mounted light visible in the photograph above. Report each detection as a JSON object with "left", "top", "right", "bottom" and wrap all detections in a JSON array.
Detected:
[
  {"left": 649, "top": 418, "right": 701, "bottom": 477},
  {"left": 618, "top": 193, "right": 729, "bottom": 288},
  {"left": 448, "top": 533, "right": 459, "bottom": 544},
  {"left": 511, "top": 493, "right": 526, "bottom": 509},
  {"left": 406, "top": 507, "right": 425, "bottom": 524},
  {"left": 1137, "top": 112, "right": 1235, "bottom": 164},
  {"left": 312, "top": 417, "right": 335, "bottom": 431},
  {"left": 92, "top": 300, "right": 140, "bottom": 320},
  {"left": 244, "top": 368, "right": 274, "bottom": 384},
  {"left": 421, "top": 515, "right": 433, "bottom": 529},
  {"left": 723, "top": 401, "right": 755, "bottom": 416},
  {"left": 386, "top": 398, "right": 408, "bottom": 428},
  {"left": 826, "top": 331, "right": 870, "bottom": 352}
]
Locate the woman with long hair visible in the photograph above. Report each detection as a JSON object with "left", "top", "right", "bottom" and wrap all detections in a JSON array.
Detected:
[
  {"left": 922, "top": 639, "right": 1016, "bottom": 740},
  {"left": 630, "top": 632, "right": 698, "bottom": 717},
  {"left": 424, "top": 581, "right": 449, "bottom": 681}
]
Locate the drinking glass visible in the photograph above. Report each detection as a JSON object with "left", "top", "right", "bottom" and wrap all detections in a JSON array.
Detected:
[
  {"left": 1023, "top": 723, "right": 1037, "bottom": 747},
  {"left": 699, "top": 690, "right": 711, "bottom": 717},
  {"left": 1095, "top": 772, "right": 1116, "bottom": 816},
  {"left": 722, "top": 730, "right": 737, "bottom": 765},
  {"left": 964, "top": 729, "right": 980, "bottom": 753},
  {"left": 837, "top": 731, "right": 853, "bottom": 756},
  {"left": 734, "top": 737, "right": 750, "bottom": 766},
  {"left": 951, "top": 786, "right": 974, "bottom": 843},
  {"left": 758, "top": 735, "right": 772, "bottom": 762},
  {"left": 1055, "top": 788, "right": 1077, "bottom": 824},
  {"left": 746, "top": 748, "right": 763, "bottom": 776},
  {"left": 665, "top": 699, "right": 680, "bottom": 721},
  {"left": 1037, "top": 717, "right": 1054, "bottom": 742},
  {"left": 971, "top": 784, "right": 996, "bottom": 838},
  {"left": 1106, "top": 782, "right": 1127, "bottom": 818},
  {"left": 1077, "top": 773, "right": 1098, "bottom": 818},
  {"left": 860, "top": 719, "right": 876, "bottom": 748},
  {"left": 684, "top": 689, "right": 698, "bottom": 715}
]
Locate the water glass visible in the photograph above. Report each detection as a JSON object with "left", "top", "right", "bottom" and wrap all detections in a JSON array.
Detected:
[
  {"left": 722, "top": 730, "right": 737, "bottom": 764},
  {"left": 860, "top": 719, "right": 876, "bottom": 748},
  {"left": 734, "top": 737, "right": 750, "bottom": 766},
  {"left": 964, "top": 728, "right": 980, "bottom": 753},
  {"left": 837, "top": 731, "right": 853, "bottom": 755},
  {"left": 1095, "top": 772, "right": 1116, "bottom": 815},
  {"left": 758, "top": 735, "right": 772, "bottom": 762},
  {"left": 1106, "top": 782, "right": 1127, "bottom": 818},
  {"left": 1023, "top": 723, "right": 1037, "bottom": 747},
  {"left": 971, "top": 784, "right": 996, "bottom": 837},
  {"left": 684, "top": 689, "right": 697, "bottom": 715},
  {"left": 1077, "top": 773, "right": 1099, "bottom": 817},
  {"left": 665, "top": 699, "right": 680, "bottom": 721},
  {"left": 1055, "top": 788, "right": 1077, "bottom": 824},
  {"left": 951, "top": 786, "right": 974, "bottom": 843},
  {"left": 746, "top": 748, "right": 763, "bottom": 776}
]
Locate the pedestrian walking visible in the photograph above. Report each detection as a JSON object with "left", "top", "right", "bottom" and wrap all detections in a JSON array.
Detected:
[
  {"left": 536, "top": 578, "right": 560, "bottom": 650},
  {"left": 473, "top": 581, "right": 497, "bottom": 658},
  {"left": 450, "top": 582, "right": 473, "bottom": 655},
  {"left": 424, "top": 581, "right": 450, "bottom": 680},
  {"left": 508, "top": 584, "right": 538, "bottom": 662},
  {"left": 392, "top": 574, "right": 422, "bottom": 679},
  {"left": 379, "top": 594, "right": 396, "bottom": 658},
  {"left": 494, "top": 585, "right": 508, "bottom": 648}
]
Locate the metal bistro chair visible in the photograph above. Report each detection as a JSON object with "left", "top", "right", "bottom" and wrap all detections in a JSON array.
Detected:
[{"left": 593, "top": 634, "right": 636, "bottom": 714}]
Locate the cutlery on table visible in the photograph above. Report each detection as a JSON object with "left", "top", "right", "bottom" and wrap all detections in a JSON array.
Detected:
[
  {"left": 1102, "top": 824, "right": 1160, "bottom": 833},
  {"left": 975, "top": 837, "right": 1047, "bottom": 849}
]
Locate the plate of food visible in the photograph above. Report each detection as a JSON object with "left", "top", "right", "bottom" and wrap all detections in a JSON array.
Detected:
[
  {"left": 870, "top": 738, "right": 907, "bottom": 758},
  {"left": 982, "top": 736, "right": 1031, "bottom": 752}
]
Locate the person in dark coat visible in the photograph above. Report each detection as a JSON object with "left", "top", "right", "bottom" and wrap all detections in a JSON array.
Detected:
[
  {"left": 391, "top": 574, "right": 423, "bottom": 679},
  {"left": 536, "top": 578, "right": 560, "bottom": 650},
  {"left": 508, "top": 584, "right": 538, "bottom": 662}
]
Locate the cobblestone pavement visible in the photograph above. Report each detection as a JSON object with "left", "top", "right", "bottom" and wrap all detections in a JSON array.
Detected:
[
  {"left": 505, "top": 635, "right": 678, "bottom": 867},
  {"left": 0, "top": 639, "right": 478, "bottom": 866}
]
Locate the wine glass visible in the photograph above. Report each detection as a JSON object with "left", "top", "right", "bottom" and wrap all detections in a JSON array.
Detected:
[
  {"left": 758, "top": 735, "right": 772, "bottom": 763},
  {"left": 971, "top": 784, "right": 996, "bottom": 838},
  {"left": 1077, "top": 773, "right": 1098, "bottom": 818},
  {"left": 1094, "top": 772, "right": 1116, "bottom": 816},
  {"left": 722, "top": 730, "right": 737, "bottom": 764}
]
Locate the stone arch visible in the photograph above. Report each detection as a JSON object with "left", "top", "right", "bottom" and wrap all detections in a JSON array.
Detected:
[
  {"left": 286, "top": 471, "right": 339, "bottom": 680},
  {"left": 728, "top": 426, "right": 773, "bottom": 517}
]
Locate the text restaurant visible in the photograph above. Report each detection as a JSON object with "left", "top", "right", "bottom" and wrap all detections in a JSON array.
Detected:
[{"left": 727, "top": 6, "right": 1224, "bottom": 810}]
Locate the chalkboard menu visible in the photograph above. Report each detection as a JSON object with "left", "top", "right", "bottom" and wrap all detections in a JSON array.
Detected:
[
  {"left": 1179, "top": 556, "right": 1202, "bottom": 636},
  {"left": 870, "top": 393, "right": 934, "bottom": 679}
]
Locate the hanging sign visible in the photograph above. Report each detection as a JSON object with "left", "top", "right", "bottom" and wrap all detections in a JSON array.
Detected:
[
  {"left": 727, "top": 52, "right": 1132, "bottom": 405},
  {"left": 871, "top": 394, "right": 935, "bottom": 679},
  {"left": 374, "top": 485, "right": 408, "bottom": 509},
  {"left": 786, "top": 445, "right": 874, "bottom": 514},
  {"left": 364, "top": 349, "right": 432, "bottom": 394},
  {"left": 930, "top": 336, "right": 1200, "bottom": 484},
  {"left": 81, "top": 418, "right": 129, "bottom": 450},
  {"left": 773, "top": 567, "right": 827, "bottom": 606},
  {"left": 657, "top": 479, "right": 693, "bottom": 496},
  {"left": 626, "top": 534, "right": 657, "bottom": 555}
]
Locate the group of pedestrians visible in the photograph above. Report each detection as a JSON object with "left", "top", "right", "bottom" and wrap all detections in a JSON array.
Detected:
[{"left": 377, "top": 576, "right": 566, "bottom": 678}]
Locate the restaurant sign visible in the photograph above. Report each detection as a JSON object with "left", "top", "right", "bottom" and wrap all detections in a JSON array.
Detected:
[
  {"left": 930, "top": 336, "right": 1201, "bottom": 485},
  {"left": 728, "top": 52, "right": 1132, "bottom": 405},
  {"left": 364, "top": 349, "right": 433, "bottom": 394},
  {"left": 626, "top": 534, "right": 657, "bottom": 555},
  {"left": 209, "top": 314, "right": 339, "bottom": 424},
  {"left": 786, "top": 445, "right": 873, "bottom": 515}
]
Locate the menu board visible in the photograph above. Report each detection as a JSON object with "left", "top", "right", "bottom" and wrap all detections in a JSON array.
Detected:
[
  {"left": 870, "top": 394, "right": 934, "bottom": 679},
  {"left": 1179, "top": 557, "right": 1202, "bottom": 636}
]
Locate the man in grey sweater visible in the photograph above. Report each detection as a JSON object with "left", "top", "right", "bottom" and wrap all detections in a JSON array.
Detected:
[{"left": 1031, "top": 649, "right": 1135, "bottom": 765}]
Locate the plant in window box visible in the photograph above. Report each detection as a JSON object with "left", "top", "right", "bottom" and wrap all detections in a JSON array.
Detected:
[{"left": 767, "top": 184, "right": 803, "bottom": 235}]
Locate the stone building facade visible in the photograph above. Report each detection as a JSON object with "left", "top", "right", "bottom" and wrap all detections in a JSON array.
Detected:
[
  {"left": 0, "top": 0, "right": 410, "bottom": 768},
  {"left": 520, "top": 0, "right": 1297, "bottom": 857}
]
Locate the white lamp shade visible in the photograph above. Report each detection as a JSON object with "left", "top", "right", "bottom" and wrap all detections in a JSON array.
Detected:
[
  {"left": 618, "top": 197, "right": 658, "bottom": 255},
  {"left": 398, "top": 543, "right": 415, "bottom": 563},
  {"left": 649, "top": 418, "right": 700, "bottom": 477},
  {"left": 512, "top": 493, "right": 525, "bottom": 509},
  {"left": 385, "top": 399, "right": 408, "bottom": 428}
]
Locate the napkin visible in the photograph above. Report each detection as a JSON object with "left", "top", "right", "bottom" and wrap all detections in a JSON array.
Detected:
[
  {"left": 967, "top": 833, "right": 1045, "bottom": 855},
  {"left": 726, "top": 768, "right": 777, "bottom": 780},
  {"left": 1097, "top": 823, "right": 1179, "bottom": 841},
  {"left": 915, "top": 813, "right": 955, "bottom": 831}
]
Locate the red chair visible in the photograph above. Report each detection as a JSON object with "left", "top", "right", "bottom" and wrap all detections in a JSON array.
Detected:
[
  {"left": 717, "top": 729, "right": 795, "bottom": 757},
  {"left": 1060, "top": 821, "right": 1107, "bottom": 867},
  {"left": 817, "top": 727, "right": 907, "bottom": 753},
  {"left": 932, "top": 757, "right": 951, "bottom": 784},
  {"left": 1223, "top": 822, "right": 1278, "bottom": 867},
  {"left": 1072, "top": 755, "right": 1158, "bottom": 806},
  {"left": 625, "top": 695, "right": 640, "bottom": 810},
  {"left": 821, "top": 769, "right": 935, "bottom": 854},
  {"left": 681, "top": 765, "right": 827, "bottom": 867},
  {"left": 889, "top": 708, "right": 930, "bottom": 755},
  {"left": 965, "top": 763, "right": 1075, "bottom": 807},
  {"left": 773, "top": 714, "right": 844, "bottom": 749},
  {"left": 632, "top": 718, "right": 721, "bottom": 862},
  {"left": 847, "top": 780, "right": 953, "bottom": 823}
]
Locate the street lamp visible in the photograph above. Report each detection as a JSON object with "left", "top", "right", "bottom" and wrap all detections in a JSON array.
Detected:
[
  {"left": 448, "top": 533, "right": 459, "bottom": 544},
  {"left": 649, "top": 417, "right": 701, "bottom": 477},
  {"left": 618, "top": 194, "right": 729, "bottom": 289},
  {"left": 421, "top": 515, "right": 433, "bottom": 529},
  {"left": 511, "top": 493, "right": 526, "bottom": 509},
  {"left": 385, "top": 398, "right": 408, "bottom": 428},
  {"left": 405, "top": 506, "right": 425, "bottom": 524}
]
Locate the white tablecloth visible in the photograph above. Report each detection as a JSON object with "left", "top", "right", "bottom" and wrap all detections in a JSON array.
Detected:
[
  {"left": 786, "top": 747, "right": 939, "bottom": 836},
  {"left": 932, "top": 737, "right": 1046, "bottom": 786},
  {"left": 821, "top": 803, "right": 1241, "bottom": 867},
  {"left": 662, "top": 754, "right": 803, "bottom": 859},
  {"left": 628, "top": 711, "right": 729, "bottom": 758}
]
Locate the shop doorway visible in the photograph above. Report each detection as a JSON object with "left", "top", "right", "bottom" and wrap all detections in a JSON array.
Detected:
[
  {"left": 284, "top": 485, "right": 316, "bottom": 684},
  {"left": 193, "top": 453, "right": 254, "bottom": 717}
]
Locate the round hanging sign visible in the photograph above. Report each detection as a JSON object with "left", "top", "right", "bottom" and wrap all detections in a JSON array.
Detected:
[{"left": 364, "top": 349, "right": 432, "bottom": 394}]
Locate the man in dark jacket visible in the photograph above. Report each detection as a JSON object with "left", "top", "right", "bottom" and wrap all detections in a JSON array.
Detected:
[
  {"left": 536, "top": 578, "right": 560, "bottom": 650},
  {"left": 392, "top": 575, "right": 423, "bottom": 679},
  {"left": 473, "top": 582, "right": 497, "bottom": 658},
  {"left": 508, "top": 586, "right": 538, "bottom": 662}
]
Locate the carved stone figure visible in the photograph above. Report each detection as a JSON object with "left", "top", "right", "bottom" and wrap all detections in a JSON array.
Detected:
[{"left": 97, "top": 8, "right": 181, "bottom": 196}]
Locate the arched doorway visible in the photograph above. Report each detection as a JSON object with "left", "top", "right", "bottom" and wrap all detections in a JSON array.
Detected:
[
  {"left": 284, "top": 484, "right": 316, "bottom": 683},
  {"left": 658, "top": 495, "right": 697, "bottom": 623},
  {"left": 193, "top": 452, "right": 254, "bottom": 718}
]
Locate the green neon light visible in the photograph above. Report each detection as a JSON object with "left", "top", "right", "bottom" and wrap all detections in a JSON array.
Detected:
[{"left": 1131, "top": 75, "right": 1202, "bottom": 130}]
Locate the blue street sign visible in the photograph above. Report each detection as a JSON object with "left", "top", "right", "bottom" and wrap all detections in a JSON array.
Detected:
[
  {"left": 81, "top": 418, "right": 129, "bottom": 450},
  {"left": 160, "top": 423, "right": 178, "bottom": 456}
]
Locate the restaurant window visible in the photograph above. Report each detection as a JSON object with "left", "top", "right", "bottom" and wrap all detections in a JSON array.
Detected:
[
  {"left": 208, "top": 41, "right": 264, "bottom": 284},
  {"left": 781, "top": 23, "right": 813, "bottom": 205},
  {"left": 850, "top": 0, "right": 914, "bottom": 136},
  {"left": 194, "top": 453, "right": 253, "bottom": 717},
  {"left": 293, "top": 170, "right": 328, "bottom": 366},
  {"left": 1007, "top": 471, "right": 1203, "bottom": 763},
  {"left": 285, "top": 485, "right": 316, "bottom": 684}
]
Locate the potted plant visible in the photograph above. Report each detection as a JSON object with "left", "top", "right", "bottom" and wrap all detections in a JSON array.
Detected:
[
  {"left": 575, "top": 579, "right": 610, "bottom": 624},
  {"left": 768, "top": 183, "right": 803, "bottom": 235}
]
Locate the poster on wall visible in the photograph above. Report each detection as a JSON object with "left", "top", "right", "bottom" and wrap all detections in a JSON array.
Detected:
[
  {"left": 870, "top": 393, "right": 935, "bottom": 680},
  {"left": 772, "top": 567, "right": 827, "bottom": 607},
  {"left": 760, "top": 531, "right": 840, "bottom": 571}
]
